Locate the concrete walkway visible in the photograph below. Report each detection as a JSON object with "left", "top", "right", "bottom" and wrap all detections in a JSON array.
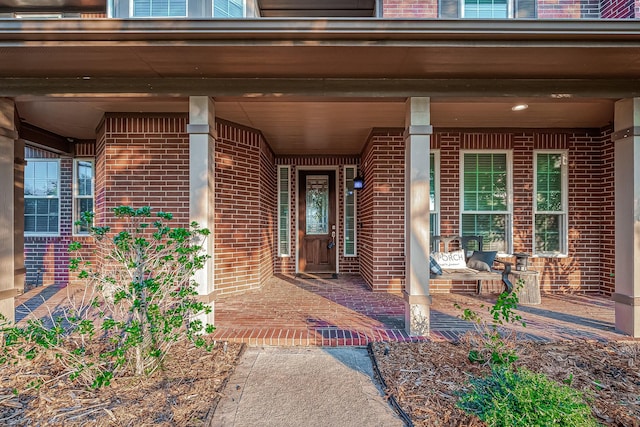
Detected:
[{"left": 211, "top": 347, "right": 404, "bottom": 427}]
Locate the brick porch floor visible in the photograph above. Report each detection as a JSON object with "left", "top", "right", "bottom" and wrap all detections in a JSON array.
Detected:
[{"left": 14, "top": 274, "right": 630, "bottom": 346}]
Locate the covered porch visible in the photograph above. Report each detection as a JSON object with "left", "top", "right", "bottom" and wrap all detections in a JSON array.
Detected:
[{"left": 1, "top": 18, "right": 640, "bottom": 337}]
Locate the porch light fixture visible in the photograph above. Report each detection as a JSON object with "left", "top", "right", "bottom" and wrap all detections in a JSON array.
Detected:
[
  {"left": 511, "top": 104, "right": 529, "bottom": 111},
  {"left": 353, "top": 169, "right": 365, "bottom": 190}
]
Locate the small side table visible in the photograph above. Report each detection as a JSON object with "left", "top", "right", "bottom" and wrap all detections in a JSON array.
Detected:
[{"left": 509, "top": 270, "right": 541, "bottom": 305}]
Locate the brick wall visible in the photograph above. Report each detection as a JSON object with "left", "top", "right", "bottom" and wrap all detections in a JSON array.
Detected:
[
  {"left": 601, "top": 0, "right": 636, "bottom": 16},
  {"left": 215, "top": 121, "right": 263, "bottom": 294},
  {"left": 383, "top": 0, "right": 438, "bottom": 17},
  {"left": 97, "top": 115, "right": 276, "bottom": 296},
  {"left": 274, "top": 157, "right": 361, "bottom": 276},
  {"left": 359, "top": 130, "right": 406, "bottom": 294},
  {"left": 382, "top": 0, "right": 606, "bottom": 18},
  {"left": 24, "top": 145, "right": 95, "bottom": 287},
  {"left": 98, "top": 114, "right": 190, "bottom": 230},
  {"left": 599, "top": 127, "right": 615, "bottom": 295},
  {"left": 537, "top": 0, "right": 600, "bottom": 18},
  {"left": 259, "top": 135, "right": 277, "bottom": 287}
]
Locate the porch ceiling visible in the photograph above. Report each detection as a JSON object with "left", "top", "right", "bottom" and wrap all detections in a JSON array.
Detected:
[{"left": 15, "top": 97, "right": 613, "bottom": 155}]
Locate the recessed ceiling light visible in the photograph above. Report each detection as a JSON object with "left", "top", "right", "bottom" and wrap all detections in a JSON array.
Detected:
[{"left": 511, "top": 104, "right": 529, "bottom": 111}]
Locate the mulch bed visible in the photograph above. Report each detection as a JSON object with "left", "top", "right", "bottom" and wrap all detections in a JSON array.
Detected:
[
  {"left": 371, "top": 339, "right": 640, "bottom": 426},
  {"left": 0, "top": 341, "right": 244, "bottom": 426}
]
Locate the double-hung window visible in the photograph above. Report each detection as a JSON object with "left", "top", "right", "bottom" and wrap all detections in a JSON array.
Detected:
[
  {"left": 214, "top": 0, "right": 244, "bottom": 17},
  {"left": 429, "top": 151, "right": 440, "bottom": 237},
  {"left": 534, "top": 151, "right": 568, "bottom": 256},
  {"left": 463, "top": 0, "right": 509, "bottom": 18},
  {"left": 132, "top": 0, "right": 187, "bottom": 17},
  {"left": 25, "top": 159, "right": 60, "bottom": 235},
  {"left": 73, "top": 159, "right": 95, "bottom": 235},
  {"left": 461, "top": 151, "right": 511, "bottom": 253},
  {"left": 440, "top": 0, "right": 535, "bottom": 18}
]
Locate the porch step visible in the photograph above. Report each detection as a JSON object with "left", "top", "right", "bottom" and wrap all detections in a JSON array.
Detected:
[{"left": 212, "top": 327, "right": 436, "bottom": 347}]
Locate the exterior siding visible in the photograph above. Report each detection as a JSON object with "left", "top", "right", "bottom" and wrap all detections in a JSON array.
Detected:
[
  {"left": 600, "top": 127, "right": 615, "bottom": 295},
  {"left": 23, "top": 116, "right": 616, "bottom": 298},
  {"left": 383, "top": 0, "right": 438, "bottom": 17},
  {"left": 259, "top": 136, "right": 277, "bottom": 287},
  {"left": 99, "top": 114, "right": 190, "bottom": 230},
  {"left": 601, "top": 0, "right": 636, "bottom": 17},
  {"left": 215, "top": 121, "right": 263, "bottom": 294},
  {"left": 381, "top": 0, "right": 620, "bottom": 18},
  {"left": 537, "top": 0, "right": 600, "bottom": 18}
]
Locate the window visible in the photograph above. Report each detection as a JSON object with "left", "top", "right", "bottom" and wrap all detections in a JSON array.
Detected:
[
  {"left": 429, "top": 151, "right": 440, "bottom": 237},
  {"left": 132, "top": 0, "right": 187, "bottom": 17},
  {"left": 344, "top": 166, "right": 357, "bottom": 256},
  {"left": 439, "top": 0, "right": 535, "bottom": 18},
  {"left": 277, "top": 166, "right": 290, "bottom": 257},
  {"left": 74, "top": 159, "right": 95, "bottom": 235},
  {"left": 25, "top": 159, "right": 60, "bottom": 235},
  {"left": 461, "top": 151, "right": 511, "bottom": 253},
  {"left": 214, "top": 0, "right": 244, "bottom": 17},
  {"left": 534, "top": 151, "right": 567, "bottom": 256},
  {"left": 463, "top": 0, "right": 509, "bottom": 18}
]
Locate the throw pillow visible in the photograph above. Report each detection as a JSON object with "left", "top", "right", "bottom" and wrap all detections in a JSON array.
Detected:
[
  {"left": 467, "top": 250, "right": 498, "bottom": 271},
  {"left": 433, "top": 250, "right": 467, "bottom": 269},
  {"left": 466, "top": 260, "right": 491, "bottom": 272},
  {"left": 429, "top": 255, "right": 443, "bottom": 275}
]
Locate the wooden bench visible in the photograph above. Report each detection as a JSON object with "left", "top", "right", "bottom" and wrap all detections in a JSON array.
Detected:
[{"left": 430, "top": 235, "right": 513, "bottom": 294}]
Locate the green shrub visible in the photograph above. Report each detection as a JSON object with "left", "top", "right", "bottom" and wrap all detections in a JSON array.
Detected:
[
  {"left": 1, "top": 206, "right": 214, "bottom": 389},
  {"left": 456, "top": 280, "right": 525, "bottom": 367},
  {"left": 457, "top": 366, "right": 599, "bottom": 427}
]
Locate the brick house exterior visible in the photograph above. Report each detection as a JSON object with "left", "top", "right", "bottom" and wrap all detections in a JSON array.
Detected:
[{"left": 1, "top": 0, "right": 639, "bottom": 337}]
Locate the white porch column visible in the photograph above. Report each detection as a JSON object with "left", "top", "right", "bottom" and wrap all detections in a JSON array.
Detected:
[
  {"left": 188, "top": 96, "right": 216, "bottom": 324},
  {"left": 0, "top": 98, "right": 21, "bottom": 323},
  {"left": 404, "top": 97, "right": 433, "bottom": 336},
  {"left": 613, "top": 98, "right": 640, "bottom": 337}
]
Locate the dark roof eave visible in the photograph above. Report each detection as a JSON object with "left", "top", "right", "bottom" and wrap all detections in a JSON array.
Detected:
[{"left": 0, "top": 18, "right": 639, "bottom": 45}]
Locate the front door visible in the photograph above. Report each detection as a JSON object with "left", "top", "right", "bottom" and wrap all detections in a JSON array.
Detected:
[{"left": 298, "top": 170, "right": 337, "bottom": 273}]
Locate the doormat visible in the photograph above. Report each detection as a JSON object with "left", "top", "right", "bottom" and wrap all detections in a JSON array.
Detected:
[{"left": 296, "top": 273, "right": 338, "bottom": 280}]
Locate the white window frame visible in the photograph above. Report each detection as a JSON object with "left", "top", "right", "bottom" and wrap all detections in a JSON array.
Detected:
[
  {"left": 459, "top": 150, "right": 513, "bottom": 254},
  {"left": 73, "top": 158, "right": 95, "bottom": 236},
  {"left": 213, "top": 0, "right": 245, "bottom": 17},
  {"left": 461, "top": 0, "right": 513, "bottom": 18},
  {"left": 343, "top": 165, "right": 357, "bottom": 257},
  {"left": 24, "top": 158, "right": 61, "bottom": 237},
  {"left": 130, "top": 0, "right": 188, "bottom": 18},
  {"left": 430, "top": 150, "right": 440, "bottom": 237},
  {"left": 277, "top": 165, "right": 291, "bottom": 257},
  {"left": 533, "top": 150, "right": 568, "bottom": 257}
]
